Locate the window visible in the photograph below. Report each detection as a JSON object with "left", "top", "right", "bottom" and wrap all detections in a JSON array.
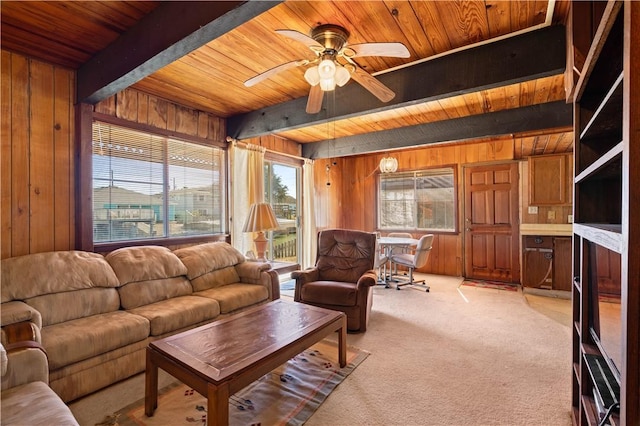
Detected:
[
  {"left": 92, "top": 121, "right": 225, "bottom": 243},
  {"left": 379, "top": 167, "right": 456, "bottom": 232}
]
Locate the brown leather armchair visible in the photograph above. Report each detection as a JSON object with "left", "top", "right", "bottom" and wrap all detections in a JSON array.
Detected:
[{"left": 292, "top": 229, "right": 378, "bottom": 332}]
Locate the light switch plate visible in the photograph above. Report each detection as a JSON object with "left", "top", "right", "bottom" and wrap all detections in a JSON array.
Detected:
[
  {"left": 547, "top": 211, "right": 556, "bottom": 220},
  {"left": 568, "top": 214, "right": 573, "bottom": 223},
  {"left": 528, "top": 206, "right": 538, "bottom": 214}
]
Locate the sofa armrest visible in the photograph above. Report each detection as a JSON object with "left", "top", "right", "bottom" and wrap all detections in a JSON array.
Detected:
[
  {"left": 1, "top": 341, "right": 49, "bottom": 390},
  {"left": 1, "top": 301, "right": 42, "bottom": 345},
  {"left": 235, "top": 261, "right": 280, "bottom": 300}
]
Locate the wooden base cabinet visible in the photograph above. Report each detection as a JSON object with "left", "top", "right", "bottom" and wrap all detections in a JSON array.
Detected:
[{"left": 522, "top": 236, "right": 572, "bottom": 291}]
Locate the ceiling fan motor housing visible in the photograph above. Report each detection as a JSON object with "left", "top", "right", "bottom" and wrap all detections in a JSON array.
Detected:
[{"left": 311, "top": 24, "right": 349, "bottom": 53}]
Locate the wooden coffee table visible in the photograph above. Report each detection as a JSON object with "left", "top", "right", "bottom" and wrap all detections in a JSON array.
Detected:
[{"left": 144, "top": 299, "right": 347, "bottom": 426}]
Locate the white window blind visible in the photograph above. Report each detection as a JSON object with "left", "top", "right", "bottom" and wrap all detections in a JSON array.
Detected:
[
  {"left": 379, "top": 167, "right": 456, "bottom": 232},
  {"left": 92, "top": 121, "right": 225, "bottom": 243}
]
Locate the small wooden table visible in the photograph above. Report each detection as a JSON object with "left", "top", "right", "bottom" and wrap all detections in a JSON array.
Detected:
[{"left": 145, "top": 299, "right": 347, "bottom": 426}]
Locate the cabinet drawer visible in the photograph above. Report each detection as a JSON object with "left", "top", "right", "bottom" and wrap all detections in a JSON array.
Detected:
[{"left": 524, "top": 236, "right": 554, "bottom": 249}]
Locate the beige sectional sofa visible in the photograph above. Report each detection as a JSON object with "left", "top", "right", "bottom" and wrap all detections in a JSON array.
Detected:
[{"left": 0, "top": 242, "right": 279, "bottom": 403}]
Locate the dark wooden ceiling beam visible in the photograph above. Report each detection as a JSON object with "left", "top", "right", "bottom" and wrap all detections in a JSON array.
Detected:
[
  {"left": 228, "top": 25, "right": 566, "bottom": 139},
  {"left": 77, "top": 1, "right": 282, "bottom": 104},
  {"left": 301, "top": 101, "right": 573, "bottom": 159}
]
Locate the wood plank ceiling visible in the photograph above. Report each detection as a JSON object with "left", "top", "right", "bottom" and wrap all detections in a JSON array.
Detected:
[{"left": 0, "top": 0, "right": 573, "bottom": 158}]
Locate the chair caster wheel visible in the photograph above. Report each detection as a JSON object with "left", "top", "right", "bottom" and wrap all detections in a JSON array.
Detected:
[
  {"left": 426, "top": 289, "right": 430, "bottom": 292},
  {"left": 396, "top": 287, "right": 401, "bottom": 290}
]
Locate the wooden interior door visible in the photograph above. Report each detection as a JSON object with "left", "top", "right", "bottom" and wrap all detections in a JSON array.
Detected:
[{"left": 464, "top": 163, "right": 520, "bottom": 282}]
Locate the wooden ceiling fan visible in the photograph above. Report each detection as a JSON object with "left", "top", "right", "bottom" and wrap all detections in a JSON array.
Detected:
[{"left": 244, "top": 24, "right": 410, "bottom": 114}]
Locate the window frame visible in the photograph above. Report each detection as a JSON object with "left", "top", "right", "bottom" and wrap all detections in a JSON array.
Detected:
[
  {"left": 377, "top": 165, "right": 459, "bottom": 234},
  {"left": 86, "top": 113, "right": 229, "bottom": 252}
]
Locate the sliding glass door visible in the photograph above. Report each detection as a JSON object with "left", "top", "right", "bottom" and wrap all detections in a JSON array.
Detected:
[{"left": 264, "top": 161, "right": 300, "bottom": 264}]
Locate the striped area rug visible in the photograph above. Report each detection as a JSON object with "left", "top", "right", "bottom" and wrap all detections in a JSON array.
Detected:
[{"left": 108, "top": 339, "right": 369, "bottom": 426}]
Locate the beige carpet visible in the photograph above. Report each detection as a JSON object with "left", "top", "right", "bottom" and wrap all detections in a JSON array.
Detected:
[{"left": 71, "top": 274, "right": 573, "bottom": 426}]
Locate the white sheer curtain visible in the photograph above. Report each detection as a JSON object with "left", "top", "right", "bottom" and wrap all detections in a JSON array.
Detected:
[
  {"left": 302, "top": 159, "right": 317, "bottom": 269},
  {"left": 230, "top": 142, "right": 265, "bottom": 254}
]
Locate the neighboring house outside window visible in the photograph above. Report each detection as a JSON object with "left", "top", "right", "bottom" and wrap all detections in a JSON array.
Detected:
[
  {"left": 378, "top": 167, "right": 457, "bottom": 232},
  {"left": 92, "top": 121, "right": 225, "bottom": 244}
]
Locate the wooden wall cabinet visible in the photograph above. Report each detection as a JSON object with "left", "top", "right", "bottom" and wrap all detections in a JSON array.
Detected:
[
  {"left": 571, "top": 1, "right": 639, "bottom": 425},
  {"left": 528, "top": 154, "right": 572, "bottom": 205}
]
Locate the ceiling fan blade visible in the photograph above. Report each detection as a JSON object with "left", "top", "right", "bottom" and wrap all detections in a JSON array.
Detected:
[
  {"left": 306, "top": 84, "right": 324, "bottom": 114},
  {"left": 347, "top": 42, "right": 410, "bottom": 58},
  {"left": 244, "top": 60, "right": 305, "bottom": 87},
  {"left": 276, "top": 29, "right": 323, "bottom": 50},
  {"left": 350, "top": 66, "right": 396, "bottom": 103}
]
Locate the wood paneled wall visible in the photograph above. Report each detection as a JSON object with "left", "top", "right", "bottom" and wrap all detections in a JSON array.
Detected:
[
  {"left": 1, "top": 51, "right": 75, "bottom": 259},
  {"left": 1, "top": 48, "right": 573, "bottom": 273},
  {"left": 94, "top": 88, "right": 226, "bottom": 142},
  {"left": 313, "top": 139, "right": 517, "bottom": 277}
]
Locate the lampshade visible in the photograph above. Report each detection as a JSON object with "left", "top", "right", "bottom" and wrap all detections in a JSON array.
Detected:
[
  {"left": 379, "top": 156, "right": 398, "bottom": 173},
  {"left": 319, "top": 77, "right": 336, "bottom": 91},
  {"left": 317, "top": 58, "right": 336, "bottom": 79},
  {"left": 304, "top": 66, "right": 320, "bottom": 86},
  {"left": 335, "top": 65, "right": 351, "bottom": 87},
  {"left": 242, "top": 202, "right": 279, "bottom": 233}
]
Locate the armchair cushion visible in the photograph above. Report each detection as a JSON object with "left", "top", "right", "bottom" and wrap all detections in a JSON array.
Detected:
[
  {"left": 298, "top": 281, "right": 358, "bottom": 307},
  {"left": 315, "top": 230, "right": 377, "bottom": 282}
]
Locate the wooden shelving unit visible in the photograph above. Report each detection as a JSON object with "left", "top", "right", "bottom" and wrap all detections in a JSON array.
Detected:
[{"left": 570, "top": 1, "right": 639, "bottom": 425}]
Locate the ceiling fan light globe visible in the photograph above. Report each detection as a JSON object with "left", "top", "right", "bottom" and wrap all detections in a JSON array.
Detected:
[
  {"left": 304, "top": 66, "right": 320, "bottom": 86},
  {"left": 320, "top": 78, "right": 336, "bottom": 91},
  {"left": 318, "top": 59, "right": 336, "bottom": 79},
  {"left": 335, "top": 66, "right": 351, "bottom": 87}
]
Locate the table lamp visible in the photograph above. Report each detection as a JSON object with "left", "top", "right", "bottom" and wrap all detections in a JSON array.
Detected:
[{"left": 242, "top": 202, "right": 279, "bottom": 261}]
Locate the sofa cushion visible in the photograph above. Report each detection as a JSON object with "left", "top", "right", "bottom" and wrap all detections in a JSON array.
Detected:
[
  {"left": 189, "top": 266, "right": 241, "bottom": 292},
  {"left": 1, "top": 251, "right": 119, "bottom": 303},
  {"left": 42, "top": 311, "right": 149, "bottom": 370},
  {"left": 106, "top": 246, "right": 193, "bottom": 309},
  {"left": 126, "top": 296, "right": 220, "bottom": 336},
  {"left": 106, "top": 245, "right": 188, "bottom": 285},
  {"left": 174, "top": 242, "right": 243, "bottom": 290},
  {"left": 1, "top": 381, "right": 79, "bottom": 426},
  {"left": 26, "top": 288, "right": 120, "bottom": 327},
  {"left": 118, "top": 277, "right": 193, "bottom": 310},
  {"left": 194, "top": 284, "right": 269, "bottom": 314}
]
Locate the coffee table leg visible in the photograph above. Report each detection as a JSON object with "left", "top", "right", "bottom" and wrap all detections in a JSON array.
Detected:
[
  {"left": 338, "top": 316, "right": 347, "bottom": 368},
  {"left": 145, "top": 347, "right": 158, "bottom": 417},
  {"left": 207, "top": 381, "right": 230, "bottom": 426}
]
